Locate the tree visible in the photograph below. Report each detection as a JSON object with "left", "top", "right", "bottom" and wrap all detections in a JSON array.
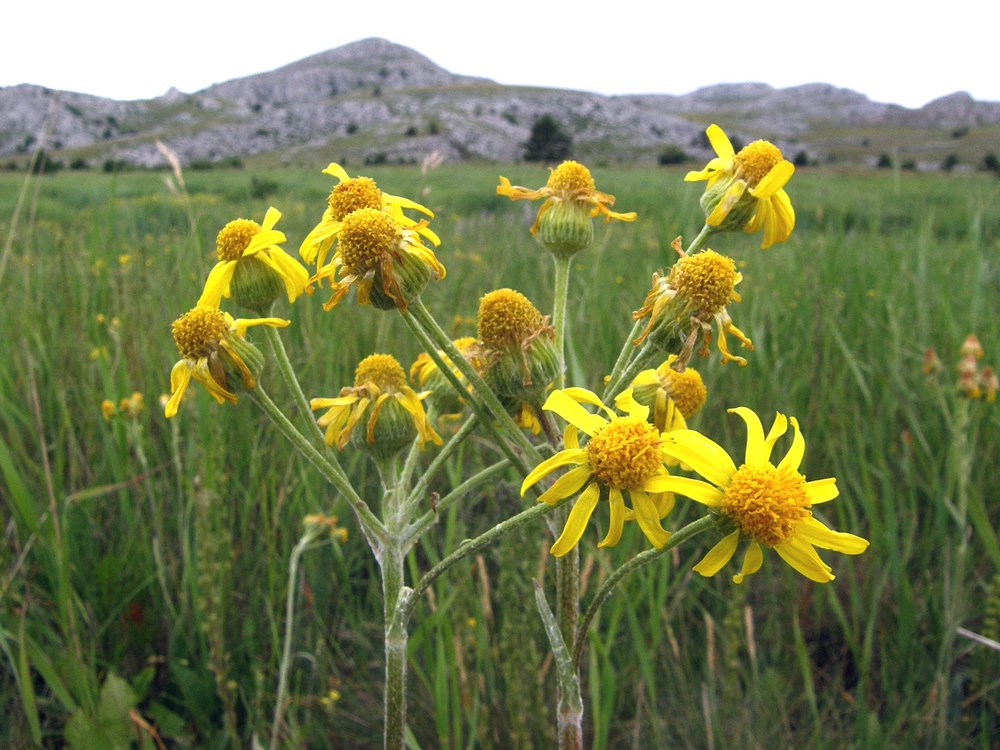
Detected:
[{"left": 524, "top": 114, "right": 572, "bottom": 162}]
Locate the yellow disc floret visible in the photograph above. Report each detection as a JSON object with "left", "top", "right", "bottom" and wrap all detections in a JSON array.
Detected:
[
  {"left": 328, "top": 177, "right": 383, "bottom": 221},
  {"left": 722, "top": 464, "right": 811, "bottom": 547},
  {"left": 354, "top": 353, "right": 407, "bottom": 392},
  {"left": 586, "top": 416, "right": 663, "bottom": 490},
  {"left": 338, "top": 208, "right": 401, "bottom": 275},
  {"left": 668, "top": 250, "right": 739, "bottom": 316},
  {"left": 733, "top": 140, "right": 784, "bottom": 188},
  {"left": 547, "top": 161, "right": 596, "bottom": 193},
  {"left": 171, "top": 306, "right": 229, "bottom": 359},
  {"left": 658, "top": 358, "right": 707, "bottom": 419},
  {"left": 216, "top": 219, "right": 261, "bottom": 261},
  {"left": 477, "top": 289, "right": 544, "bottom": 351}
]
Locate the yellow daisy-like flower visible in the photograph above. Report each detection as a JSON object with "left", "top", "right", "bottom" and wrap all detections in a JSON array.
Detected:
[
  {"left": 520, "top": 388, "right": 674, "bottom": 557},
  {"left": 660, "top": 408, "right": 869, "bottom": 583},
  {"left": 685, "top": 124, "right": 795, "bottom": 249},
  {"left": 299, "top": 163, "right": 440, "bottom": 269},
  {"left": 310, "top": 353, "right": 442, "bottom": 452},
  {"left": 199, "top": 207, "right": 310, "bottom": 309},
  {"left": 165, "top": 304, "right": 289, "bottom": 418},
  {"left": 633, "top": 247, "right": 753, "bottom": 366},
  {"left": 312, "top": 207, "right": 445, "bottom": 313},
  {"left": 497, "top": 161, "right": 636, "bottom": 256},
  {"left": 617, "top": 355, "right": 706, "bottom": 441}
]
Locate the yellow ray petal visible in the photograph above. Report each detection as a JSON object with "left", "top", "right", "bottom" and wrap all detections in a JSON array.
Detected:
[
  {"left": 198, "top": 261, "right": 237, "bottom": 307},
  {"left": 729, "top": 407, "right": 768, "bottom": 466},
  {"left": 661, "top": 430, "right": 737, "bottom": 488},
  {"left": 797, "top": 517, "right": 869, "bottom": 554},
  {"left": 706, "top": 124, "right": 735, "bottom": 159},
  {"left": 537, "top": 464, "right": 593, "bottom": 505},
  {"left": 693, "top": 531, "right": 740, "bottom": 577},
  {"left": 804, "top": 477, "right": 839, "bottom": 504},
  {"left": 774, "top": 538, "right": 835, "bottom": 583},
  {"left": 542, "top": 390, "right": 608, "bottom": 436},
  {"left": 631, "top": 490, "right": 670, "bottom": 549},
  {"left": 777, "top": 417, "right": 805, "bottom": 472},
  {"left": 322, "top": 163, "right": 350, "bottom": 182},
  {"left": 599, "top": 488, "right": 626, "bottom": 548},
  {"left": 520, "top": 448, "right": 588, "bottom": 495},
  {"left": 732, "top": 542, "right": 763, "bottom": 584},
  {"left": 561, "top": 387, "right": 618, "bottom": 421},
  {"left": 165, "top": 361, "right": 193, "bottom": 418},
  {"left": 550, "top": 482, "right": 600, "bottom": 557},
  {"left": 659, "top": 476, "right": 725, "bottom": 507},
  {"left": 749, "top": 160, "right": 794, "bottom": 199}
]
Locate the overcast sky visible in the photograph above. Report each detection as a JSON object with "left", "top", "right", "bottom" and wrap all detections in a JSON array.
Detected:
[{"left": 4, "top": 1, "right": 997, "bottom": 109}]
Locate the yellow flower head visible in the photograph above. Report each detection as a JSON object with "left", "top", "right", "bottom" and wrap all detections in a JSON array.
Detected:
[
  {"left": 497, "top": 161, "right": 636, "bottom": 256},
  {"left": 118, "top": 391, "right": 145, "bottom": 418},
  {"left": 312, "top": 207, "right": 445, "bottom": 313},
  {"left": 685, "top": 125, "right": 795, "bottom": 249},
  {"left": 199, "top": 208, "right": 310, "bottom": 311},
  {"left": 476, "top": 289, "right": 558, "bottom": 400},
  {"left": 633, "top": 247, "right": 753, "bottom": 366},
  {"left": 310, "top": 353, "right": 442, "bottom": 454},
  {"left": 520, "top": 388, "right": 675, "bottom": 556},
  {"left": 660, "top": 408, "right": 869, "bottom": 583},
  {"left": 165, "top": 304, "right": 290, "bottom": 418},
  {"left": 618, "top": 355, "right": 707, "bottom": 436},
  {"left": 410, "top": 336, "right": 484, "bottom": 415},
  {"left": 299, "top": 163, "right": 440, "bottom": 269},
  {"left": 101, "top": 399, "right": 116, "bottom": 420}
]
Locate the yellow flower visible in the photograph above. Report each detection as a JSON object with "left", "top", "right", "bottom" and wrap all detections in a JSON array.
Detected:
[
  {"left": 311, "top": 354, "right": 442, "bottom": 453},
  {"left": 618, "top": 355, "right": 706, "bottom": 439},
  {"left": 101, "top": 399, "right": 116, "bottom": 420},
  {"left": 312, "top": 207, "right": 445, "bottom": 312},
  {"left": 299, "top": 163, "right": 440, "bottom": 269},
  {"left": 685, "top": 125, "right": 795, "bottom": 249},
  {"left": 410, "top": 336, "right": 484, "bottom": 416},
  {"left": 633, "top": 248, "right": 753, "bottom": 366},
  {"left": 165, "top": 305, "right": 289, "bottom": 418},
  {"left": 520, "top": 388, "right": 674, "bottom": 556},
  {"left": 497, "top": 161, "right": 636, "bottom": 256},
  {"left": 660, "top": 408, "right": 869, "bottom": 583},
  {"left": 199, "top": 207, "right": 310, "bottom": 309}
]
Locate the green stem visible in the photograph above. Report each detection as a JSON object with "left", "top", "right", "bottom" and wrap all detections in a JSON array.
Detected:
[
  {"left": 406, "top": 299, "right": 542, "bottom": 462},
  {"left": 269, "top": 530, "right": 326, "bottom": 750},
  {"left": 573, "top": 515, "right": 716, "bottom": 668},
  {"left": 400, "top": 414, "right": 479, "bottom": 519},
  {"left": 601, "top": 341, "right": 658, "bottom": 405},
  {"left": 534, "top": 580, "right": 583, "bottom": 750},
  {"left": 263, "top": 326, "right": 350, "bottom": 480},
  {"left": 402, "top": 459, "right": 511, "bottom": 546},
  {"left": 400, "top": 495, "right": 570, "bottom": 626},
  {"left": 247, "top": 387, "right": 388, "bottom": 546},
  {"left": 687, "top": 223, "right": 715, "bottom": 255},
  {"left": 552, "top": 255, "right": 572, "bottom": 390},
  {"left": 604, "top": 318, "right": 646, "bottom": 394},
  {"left": 381, "top": 542, "right": 407, "bottom": 750}
]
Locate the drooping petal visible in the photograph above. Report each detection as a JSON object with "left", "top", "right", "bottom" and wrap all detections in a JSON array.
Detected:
[
  {"left": 797, "top": 517, "right": 869, "bottom": 554},
  {"left": 190, "top": 359, "right": 237, "bottom": 405},
  {"left": 198, "top": 261, "right": 237, "bottom": 307},
  {"left": 322, "top": 162, "right": 350, "bottom": 182},
  {"left": 804, "top": 477, "right": 839, "bottom": 504},
  {"left": 658, "top": 476, "right": 725, "bottom": 507},
  {"left": 261, "top": 247, "right": 310, "bottom": 301},
  {"left": 542, "top": 390, "right": 608, "bottom": 436},
  {"left": 520, "top": 448, "right": 588, "bottom": 495},
  {"left": 550, "top": 482, "right": 601, "bottom": 557},
  {"left": 707, "top": 181, "right": 747, "bottom": 226},
  {"left": 749, "top": 161, "right": 794, "bottom": 199},
  {"left": 537, "top": 464, "right": 593, "bottom": 505},
  {"left": 652, "top": 492, "right": 675, "bottom": 520},
  {"left": 692, "top": 531, "right": 740, "bottom": 577},
  {"left": 560, "top": 387, "right": 618, "bottom": 421},
  {"left": 630, "top": 490, "right": 671, "bottom": 549},
  {"left": 165, "top": 360, "right": 194, "bottom": 418},
  {"left": 661, "top": 430, "right": 737, "bottom": 488},
  {"left": 774, "top": 538, "right": 835, "bottom": 583},
  {"left": 564, "top": 424, "right": 580, "bottom": 450},
  {"left": 732, "top": 542, "right": 763, "bottom": 584},
  {"left": 599, "top": 488, "right": 626, "bottom": 548}
]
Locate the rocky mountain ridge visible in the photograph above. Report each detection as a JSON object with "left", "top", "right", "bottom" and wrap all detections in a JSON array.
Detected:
[{"left": 2, "top": 37, "right": 998, "bottom": 169}]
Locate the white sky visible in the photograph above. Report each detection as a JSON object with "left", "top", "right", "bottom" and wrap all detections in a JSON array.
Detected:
[{"left": 4, "top": 1, "right": 997, "bottom": 109}]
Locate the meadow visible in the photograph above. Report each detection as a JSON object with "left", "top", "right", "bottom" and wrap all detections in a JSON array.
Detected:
[{"left": 0, "top": 161, "right": 998, "bottom": 749}]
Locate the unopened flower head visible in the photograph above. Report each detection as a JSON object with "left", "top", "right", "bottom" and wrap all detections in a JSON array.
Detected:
[
  {"left": 521, "top": 388, "right": 675, "bottom": 556},
  {"left": 620, "top": 355, "right": 707, "bottom": 437},
  {"left": 299, "top": 163, "right": 440, "bottom": 269},
  {"left": 165, "top": 304, "right": 289, "bottom": 418},
  {"left": 496, "top": 160, "right": 636, "bottom": 257},
  {"left": 633, "top": 247, "right": 753, "bottom": 366},
  {"left": 312, "top": 207, "right": 445, "bottom": 313},
  {"left": 686, "top": 125, "right": 795, "bottom": 249},
  {"left": 311, "top": 353, "right": 442, "bottom": 459},
  {"left": 199, "top": 208, "right": 310, "bottom": 313},
  {"left": 660, "top": 408, "right": 869, "bottom": 583},
  {"left": 476, "top": 289, "right": 559, "bottom": 403}
]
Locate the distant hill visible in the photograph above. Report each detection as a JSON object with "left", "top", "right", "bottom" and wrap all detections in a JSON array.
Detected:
[{"left": 2, "top": 37, "right": 999, "bottom": 171}]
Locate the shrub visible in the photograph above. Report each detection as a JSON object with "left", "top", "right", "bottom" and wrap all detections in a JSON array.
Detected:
[
  {"left": 524, "top": 114, "right": 572, "bottom": 163},
  {"left": 876, "top": 153, "right": 893, "bottom": 169},
  {"left": 980, "top": 152, "right": 1000, "bottom": 173},
  {"left": 250, "top": 176, "right": 278, "bottom": 200},
  {"left": 657, "top": 145, "right": 690, "bottom": 165},
  {"left": 941, "top": 154, "right": 959, "bottom": 172}
]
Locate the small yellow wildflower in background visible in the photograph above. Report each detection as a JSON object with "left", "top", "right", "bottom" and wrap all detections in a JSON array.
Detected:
[
  {"left": 521, "top": 388, "right": 674, "bottom": 556},
  {"left": 299, "top": 163, "right": 439, "bottom": 269},
  {"left": 497, "top": 161, "right": 636, "bottom": 257},
  {"left": 199, "top": 207, "right": 309, "bottom": 310},
  {"left": 661, "top": 408, "right": 868, "bottom": 583},
  {"left": 164, "top": 305, "right": 289, "bottom": 418},
  {"left": 311, "top": 353, "right": 441, "bottom": 455},
  {"left": 686, "top": 124, "right": 795, "bottom": 249}
]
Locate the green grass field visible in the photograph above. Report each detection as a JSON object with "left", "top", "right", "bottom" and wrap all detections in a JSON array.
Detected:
[{"left": 1, "top": 162, "right": 999, "bottom": 749}]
